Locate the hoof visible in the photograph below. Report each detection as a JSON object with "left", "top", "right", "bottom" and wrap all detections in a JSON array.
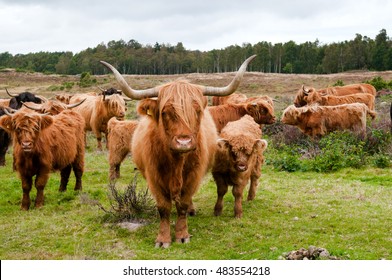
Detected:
[
  {"left": 155, "top": 242, "right": 171, "bottom": 248},
  {"left": 176, "top": 237, "right": 190, "bottom": 244},
  {"left": 188, "top": 209, "right": 196, "bottom": 216}
]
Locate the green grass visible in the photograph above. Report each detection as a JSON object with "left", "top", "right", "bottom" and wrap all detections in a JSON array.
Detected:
[{"left": 0, "top": 135, "right": 391, "bottom": 260}]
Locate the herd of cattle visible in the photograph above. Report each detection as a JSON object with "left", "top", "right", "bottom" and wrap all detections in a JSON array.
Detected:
[{"left": 0, "top": 55, "right": 389, "bottom": 248}]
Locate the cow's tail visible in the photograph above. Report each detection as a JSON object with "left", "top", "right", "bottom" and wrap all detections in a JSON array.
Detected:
[{"left": 367, "top": 109, "right": 377, "bottom": 120}]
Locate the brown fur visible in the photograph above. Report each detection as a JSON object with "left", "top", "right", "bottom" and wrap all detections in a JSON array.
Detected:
[
  {"left": 211, "top": 93, "right": 248, "bottom": 106},
  {"left": 107, "top": 117, "right": 138, "bottom": 181},
  {"left": 212, "top": 115, "right": 267, "bottom": 218},
  {"left": 208, "top": 100, "right": 276, "bottom": 133},
  {"left": 0, "top": 110, "right": 85, "bottom": 210},
  {"left": 304, "top": 91, "right": 375, "bottom": 110},
  {"left": 294, "top": 83, "right": 377, "bottom": 107},
  {"left": 55, "top": 93, "right": 73, "bottom": 104},
  {"left": 281, "top": 103, "right": 376, "bottom": 138},
  {"left": 0, "top": 99, "right": 10, "bottom": 107},
  {"left": 69, "top": 94, "right": 126, "bottom": 150},
  {"left": 131, "top": 80, "right": 218, "bottom": 247}
]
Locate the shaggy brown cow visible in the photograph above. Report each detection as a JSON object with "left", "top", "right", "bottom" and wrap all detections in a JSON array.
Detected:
[
  {"left": 303, "top": 91, "right": 375, "bottom": 110},
  {"left": 212, "top": 115, "right": 267, "bottom": 218},
  {"left": 0, "top": 110, "right": 85, "bottom": 210},
  {"left": 208, "top": 99, "right": 276, "bottom": 133},
  {"left": 294, "top": 83, "right": 377, "bottom": 107},
  {"left": 107, "top": 117, "right": 138, "bottom": 181},
  {"left": 281, "top": 103, "right": 376, "bottom": 138},
  {"left": 101, "top": 55, "right": 256, "bottom": 247},
  {"left": 0, "top": 91, "right": 44, "bottom": 167},
  {"left": 69, "top": 93, "right": 127, "bottom": 150}
]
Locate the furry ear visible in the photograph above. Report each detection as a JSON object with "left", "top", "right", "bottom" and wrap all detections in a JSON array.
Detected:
[
  {"left": 0, "top": 115, "right": 13, "bottom": 133},
  {"left": 40, "top": 115, "right": 54, "bottom": 130},
  {"left": 137, "top": 99, "right": 158, "bottom": 120},
  {"left": 217, "top": 138, "right": 229, "bottom": 150},
  {"left": 254, "top": 139, "right": 268, "bottom": 152}
]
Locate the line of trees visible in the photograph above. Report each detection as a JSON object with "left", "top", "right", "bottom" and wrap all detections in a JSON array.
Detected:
[{"left": 0, "top": 29, "right": 391, "bottom": 75}]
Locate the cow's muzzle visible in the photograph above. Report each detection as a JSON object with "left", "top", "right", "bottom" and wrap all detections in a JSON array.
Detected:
[
  {"left": 235, "top": 163, "right": 248, "bottom": 172},
  {"left": 21, "top": 141, "right": 33, "bottom": 152},
  {"left": 171, "top": 135, "right": 195, "bottom": 153}
]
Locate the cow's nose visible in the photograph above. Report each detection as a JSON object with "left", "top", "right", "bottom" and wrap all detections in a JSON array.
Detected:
[
  {"left": 21, "top": 142, "right": 33, "bottom": 150},
  {"left": 176, "top": 136, "right": 192, "bottom": 146},
  {"left": 236, "top": 164, "right": 247, "bottom": 172}
]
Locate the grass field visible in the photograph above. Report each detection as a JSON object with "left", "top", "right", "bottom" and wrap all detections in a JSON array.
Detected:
[
  {"left": 0, "top": 70, "right": 391, "bottom": 260},
  {"left": 0, "top": 134, "right": 391, "bottom": 260}
]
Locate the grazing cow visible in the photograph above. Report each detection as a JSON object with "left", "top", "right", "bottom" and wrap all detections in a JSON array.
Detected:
[
  {"left": 100, "top": 55, "right": 256, "bottom": 247},
  {"left": 208, "top": 99, "right": 276, "bottom": 133},
  {"left": 303, "top": 91, "right": 375, "bottom": 110},
  {"left": 294, "top": 83, "right": 376, "bottom": 107},
  {"left": 211, "top": 93, "right": 248, "bottom": 106},
  {"left": 0, "top": 90, "right": 44, "bottom": 166},
  {"left": 212, "top": 115, "right": 267, "bottom": 218},
  {"left": 0, "top": 110, "right": 85, "bottom": 210},
  {"left": 281, "top": 103, "right": 376, "bottom": 138},
  {"left": 107, "top": 117, "right": 138, "bottom": 181},
  {"left": 69, "top": 93, "right": 127, "bottom": 150},
  {"left": 54, "top": 93, "right": 73, "bottom": 104}
]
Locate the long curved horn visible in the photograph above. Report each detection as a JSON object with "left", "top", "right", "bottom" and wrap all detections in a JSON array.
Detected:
[
  {"left": 3, "top": 108, "right": 15, "bottom": 116},
  {"left": 100, "top": 61, "right": 160, "bottom": 99},
  {"left": 22, "top": 102, "right": 43, "bottom": 111},
  {"left": 67, "top": 98, "right": 86, "bottom": 109},
  {"left": 5, "top": 88, "right": 18, "bottom": 97},
  {"left": 201, "top": 55, "right": 257, "bottom": 96},
  {"left": 302, "top": 85, "right": 309, "bottom": 95}
]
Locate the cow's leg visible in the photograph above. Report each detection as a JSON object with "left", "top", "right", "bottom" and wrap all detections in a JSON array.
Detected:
[
  {"left": 187, "top": 199, "right": 196, "bottom": 216},
  {"left": 175, "top": 198, "right": 191, "bottom": 244},
  {"left": 0, "top": 133, "right": 10, "bottom": 166},
  {"left": 248, "top": 156, "right": 262, "bottom": 201},
  {"left": 20, "top": 176, "right": 33, "bottom": 210},
  {"left": 0, "top": 153, "right": 5, "bottom": 166},
  {"left": 155, "top": 199, "right": 172, "bottom": 248},
  {"left": 92, "top": 126, "right": 103, "bottom": 151},
  {"left": 109, "top": 164, "right": 120, "bottom": 181},
  {"left": 72, "top": 157, "right": 84, "bottom": 191},
  {"left": 59, "top": 165, "right": 72, "bottom": 192},
  {"left": 232, "top": 184, "right": 246, "bottom": 218},
  {"left": 34, "top": 172, "right": 49, "bottom": 209},
  {"left": 213, "top": 173, "right": 228, "bottom": 216},
  {"left": 109, "top": 150, "right": 127, "bottom": 180}
]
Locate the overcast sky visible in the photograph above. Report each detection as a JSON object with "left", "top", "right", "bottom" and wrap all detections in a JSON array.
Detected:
[{"left": 0, "top": 0, "right": 390, "bottom": 55}]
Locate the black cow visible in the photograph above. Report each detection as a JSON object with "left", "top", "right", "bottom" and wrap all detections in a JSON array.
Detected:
[{"left": 7, "top": 89, "right": 43, "bottom": 109}]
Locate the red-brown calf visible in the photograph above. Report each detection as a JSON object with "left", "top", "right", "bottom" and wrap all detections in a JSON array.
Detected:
[
  {"left": 212, "top": 115, "right": 267, "bottom": 218},
  {"left": 107, "top": 117, "right": 138, "bottom": 181},
  {"left": 0, "top": 110, "right": 85, "bottom": 210}
]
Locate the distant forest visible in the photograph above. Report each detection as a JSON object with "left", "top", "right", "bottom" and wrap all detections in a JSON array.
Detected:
[{"left": 0, "top": 29, "right": 391, "bottom": 75}]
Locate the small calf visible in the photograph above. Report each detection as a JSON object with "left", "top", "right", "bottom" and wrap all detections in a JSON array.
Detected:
[{"left": 212, "top": 115, "right": 268, "bottom": 218}]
